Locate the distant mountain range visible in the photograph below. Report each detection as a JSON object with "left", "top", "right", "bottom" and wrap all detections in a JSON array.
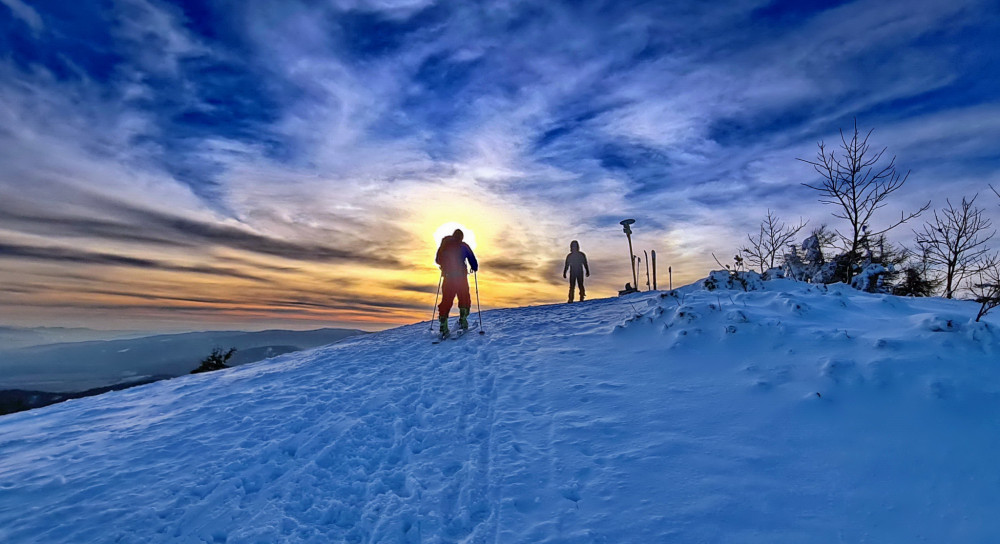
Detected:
[
  {"left": 0, "top": 328, "right": 366, "bottom": 394},
  {"left": 0, "top": 326, "right": 151, "bottom": 350}
]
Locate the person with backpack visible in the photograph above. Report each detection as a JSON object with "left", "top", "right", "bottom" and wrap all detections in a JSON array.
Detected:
[
  {"left": 436, "top": 229, "right": 479, "bottom": 336},
  {"left": 563, "top": 240, "right": 590, "bottom": 303}
]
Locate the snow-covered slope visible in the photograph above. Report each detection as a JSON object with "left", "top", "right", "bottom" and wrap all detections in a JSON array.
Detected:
[{"left": 2, "top": 278, "right": 999, "bottom": 543}]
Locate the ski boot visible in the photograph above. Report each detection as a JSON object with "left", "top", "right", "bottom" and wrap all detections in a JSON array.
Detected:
[
  {"left": 459, "top": 307, "right": 470, "bottom": 330},
  {"left": 438, "top": 315, "right": 450, "bottom": 338}
]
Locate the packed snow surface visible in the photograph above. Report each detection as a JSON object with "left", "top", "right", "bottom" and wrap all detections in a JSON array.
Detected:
[{"left": 2, "top": 277, "right": 999, "bottom": 543}]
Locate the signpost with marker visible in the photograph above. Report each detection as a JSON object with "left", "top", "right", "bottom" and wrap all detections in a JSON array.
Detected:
[{"left": 619, "top": 219, "right": 640, "bottom": 295}]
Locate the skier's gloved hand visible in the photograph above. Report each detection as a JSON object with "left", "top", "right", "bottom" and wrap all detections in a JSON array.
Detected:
[
  {"left": 563, "top": 273, "right": 567, "bottom": 279},
  {"left": 586, "top": 272, "right": 590, "bottom": 277}
]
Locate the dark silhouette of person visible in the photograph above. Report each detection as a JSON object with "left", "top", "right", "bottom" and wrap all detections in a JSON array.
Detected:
[
  {"left": 563, "top": 240, "right": 590, "bottom": 303},
  {"left": 436, "top": 229, "right": 478, "bottom": 335}
]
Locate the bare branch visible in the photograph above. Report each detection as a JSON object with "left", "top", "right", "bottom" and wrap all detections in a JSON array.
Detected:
[
  {"left": 868, "top": 201, "right": 932, "bottom": 237},
  {"left": 914, "top": 195, "right": 996, "bottom": 298},
  {"left": 739, "top": 210, "right": 808, "bottom": 273},
  {"left": 970, "top": 253, "right": 1000, "bottom": 322}
]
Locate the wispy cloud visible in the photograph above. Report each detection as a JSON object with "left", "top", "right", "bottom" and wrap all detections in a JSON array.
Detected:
[
  {"left": 0, "top": 241, "right": 271, "bottom": 281},
  {"left": 0, "top": 0, "right": 42, "bottom": 33}
]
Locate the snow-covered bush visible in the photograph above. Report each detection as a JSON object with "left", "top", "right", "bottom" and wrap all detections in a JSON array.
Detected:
[
  {"left": 856, "top": 233, "right": 907, "bottom": 288},
  {"left": 782, "top": 246, "right": 808, "bottom": 282},
  {"left": 802, "top": 233, "right": 824, "bottom": 269},
  {"left": 782, "top": 227, "right": 920, "bottom": 295},
  {"left": 851, "top": 263, "right": 890, "bottom": 293},
  {"left": 783, "top": 228, "right": 833, "bottom": 283},
  {"left": 708, "top": 254, "right": 754, "bottom": 291},
  {"left": 703, "top": 270, "right": 765, "bottom": 291},
  {"left": 762, "top": 267, "right": 785, "bottom": 280},
  {"left": 811, "top": 259, "right": 843, "bottom": 284}
]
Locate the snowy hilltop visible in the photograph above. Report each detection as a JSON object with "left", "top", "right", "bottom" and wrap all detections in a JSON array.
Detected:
[{"left": 1, "top": 276, "right": 999, "bottom": 543}]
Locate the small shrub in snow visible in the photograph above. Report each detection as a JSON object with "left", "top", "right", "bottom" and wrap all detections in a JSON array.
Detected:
[
  {"left": 783, "top": 227, "right": 836, "bottom": 282},
  {"left": 762, "top": 267, "right": 785, "bottom": 280},
  {"left": 802, "top": 232, "right": 824, "bottom": 266},
  {"left": 191, "top": 347, "right": 236, "bottom": 374},
  {"left": 709, "top": 254, "right": 769, "bottom": 292},
  {"left": 782, "top": 247, "right": 808, "bottom": 282},
  {"left": 704, "top": 274, "right": 719, "bottom": 291},
  {"left": 673, "top": 306, "right": 701, "bottom": 325},
  {"left": 704, "top": 270, "right": 764, "bottom": 292},
  {"left": 893, "top": 264, "right": 940, "bottom": 297},
  {"left": 851, "top": 263, "right": 890, "bottom": 293},
  {"left": 726, "top": 310, "right": 750, "bottom": 323},
  {"left": 815, "top": 254, "right": 855, "bottom": 284},
  {"left": 784, "top": 241, "right": 848, "bottom": 285}
]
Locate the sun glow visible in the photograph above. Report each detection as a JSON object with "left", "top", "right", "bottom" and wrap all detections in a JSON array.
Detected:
[
  {"left": 391, "top": 187, "right": 564, "bottom": 315},
  {"left": 433, "top": 222, "right": 477, "bottom": 250}
]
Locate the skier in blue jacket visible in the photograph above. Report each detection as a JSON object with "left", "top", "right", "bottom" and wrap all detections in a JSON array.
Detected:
[{"left": 436, "top": 229, "right": 478, "bottom": 335}]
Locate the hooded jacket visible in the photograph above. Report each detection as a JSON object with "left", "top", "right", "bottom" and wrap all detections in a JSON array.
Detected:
[
  {"left": 436, "top": 236, "right": 479, "bottom": 277},
  {"left": 564, "top": 241, "right": 589, "bottom": 276}
]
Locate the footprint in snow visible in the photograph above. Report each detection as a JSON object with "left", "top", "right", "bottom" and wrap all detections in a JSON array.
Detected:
[{"left": 560, "top": 482, "right": 582, "bottom": 503}]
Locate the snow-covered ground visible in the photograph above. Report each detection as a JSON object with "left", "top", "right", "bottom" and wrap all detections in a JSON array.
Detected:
[{"left": 2, "top": 277, "right": 999, "bottom": 543}]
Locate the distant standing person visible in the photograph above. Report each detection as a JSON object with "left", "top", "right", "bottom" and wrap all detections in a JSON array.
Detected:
[
  {"left": 563, "top": 240, "right": 590, "bottom": 303},
  {"left": 436, "top": 229, "right": 479, "bottom": 336}
]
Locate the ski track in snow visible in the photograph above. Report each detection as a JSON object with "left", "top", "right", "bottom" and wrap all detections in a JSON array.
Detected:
[{"left": 2, "top": 279, "right": 1000, "bottom": 542}]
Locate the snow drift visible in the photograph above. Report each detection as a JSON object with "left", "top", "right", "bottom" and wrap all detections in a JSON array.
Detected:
[{"left": 1, "top": 277, "right": 999, "bottom": 543}]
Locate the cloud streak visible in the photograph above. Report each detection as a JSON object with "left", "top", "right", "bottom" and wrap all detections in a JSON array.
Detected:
[
  {"left": 0, "top": 0, "right": 41, "bottom": 33},
  {"left": 0, "top": 241, "right": 271, "bottom": 282}
]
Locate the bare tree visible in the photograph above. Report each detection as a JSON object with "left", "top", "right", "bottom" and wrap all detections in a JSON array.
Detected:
[
  {"left": 740, "top": 210, "right": 807, "bottom": 273},
  {"left": 971, "top": 254, "right": 1000, "bottom": 322},
  {"left": 915, "top": 195, "right": 995, "bottom": 298},
  {"left": 800, "top": 120, "right": 929, "bottom": 282}
]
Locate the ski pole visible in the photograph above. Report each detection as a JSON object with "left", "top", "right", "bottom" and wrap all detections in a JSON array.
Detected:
[
  {"left": 474, "top": 270, "right": 484, "bottom": 335},
  {"left": 430, "top": 272, "right": 443, "bottom": 331}
]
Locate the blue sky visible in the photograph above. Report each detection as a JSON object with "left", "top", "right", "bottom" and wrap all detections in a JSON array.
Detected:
[{"left": 1, "top": 0, "right": 999, "bottom": 331}]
